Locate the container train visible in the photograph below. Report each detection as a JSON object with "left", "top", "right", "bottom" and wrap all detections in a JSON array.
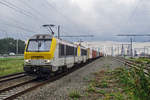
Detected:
[{"left": 24, "top": 34, "right": 102, "bottom": 78}]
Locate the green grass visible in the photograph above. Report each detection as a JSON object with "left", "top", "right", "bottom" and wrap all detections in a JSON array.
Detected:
[
  {"left": 100, "top": 80, "right": 108, "bottom": 88},
  {"left": 96, "top": 90, "right": 106, "bottom": 95},
  {"left": 87, "top": 83, "right": 96, "bottom": 92},
  {"left": 0, "top": 57, "right": 24, "bottom": 76},
  {"left": 69, "top": 90, "right": 81, "bottom": 99}
]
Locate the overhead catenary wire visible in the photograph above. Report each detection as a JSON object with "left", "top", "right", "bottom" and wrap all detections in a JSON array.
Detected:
[
  {"left": 2, "top": 0, "right": 46, "bottom": 24},
  {"left": 58, "top": 35, "right": 94, "bottom": 37},
  {"left": 0, "top": 14, "right": 38, "bottom": 33},
  {"left": 0, "top": 1, "right": 32, "bottom": 18},
  {"left": 18, "top": 0, "right": 50, "bottom": 24},
  {"left": 0, "top": 0, "right": 45, "bottom": 25},
  {"left": 0, "top": 0, "right": 83, "bottom": 33},
  {"left": 0, "top": 0, "right": 93, "bottom": 40},
  {"left": 0, "top": 21, "right": 37, "bottom": 33},
  {"left": 1, "top": 0, "right": 33, "bottom": 15},
  {"left": 44, "top": 0, "right": 86, "bottom": 34},
  {"left": 0, "top": 30, "right": 32, "bottom": 41},
  {"left": 0, "top": 17, "right": 41, "bottom": 39},
  {"left": 0, "top": 1, "right": 39, "bottom": 40},
  {"left": 0, "top": 0, "right": 49, "bottom": 38}
]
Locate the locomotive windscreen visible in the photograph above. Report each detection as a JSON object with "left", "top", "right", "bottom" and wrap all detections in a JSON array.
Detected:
[{"left": 27, "top": 39, "right": 52, "bottom": 52}]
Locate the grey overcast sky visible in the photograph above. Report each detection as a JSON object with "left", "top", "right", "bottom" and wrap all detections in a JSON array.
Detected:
[{"left": 0, "top": 0, "right": 150, "bottom": 41}]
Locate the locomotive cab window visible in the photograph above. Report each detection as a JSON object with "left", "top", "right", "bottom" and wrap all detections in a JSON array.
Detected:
[{"left": 27, "top": 39, "right": 52, "bottom": 52}]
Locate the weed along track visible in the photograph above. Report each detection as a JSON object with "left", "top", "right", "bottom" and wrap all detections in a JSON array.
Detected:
[
  {"left": 0, "top": 72, "right": 26, "bottom": 83},
  {"left": 73, "top": 57, "right": 150, "bottom": 100},
  {"left": 111, "top": 57, "right": 150, "bottom": 100},
  {"left": 0, "top": 59, "right": 97, "bottom": 100},
  {"left": 114, "top": 57, "right": 150, "bottom": 75}
]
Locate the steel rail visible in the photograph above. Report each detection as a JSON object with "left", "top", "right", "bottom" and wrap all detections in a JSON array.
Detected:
[
  {"left": 0, "top": 79, "right": 35, "bottom": 94},
  {"left": 0, "top": 73, "right": 26, "bottom": 83},
  {"left": 0, "top": 72, "right": 24, "bottom": 79}
]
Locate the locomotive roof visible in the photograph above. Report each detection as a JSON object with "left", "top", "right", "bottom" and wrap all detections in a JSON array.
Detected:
[
  {"left": 30, "top": 34, "right": 53, "bottom": 39},
  {"left": 29, "top": 34, "right": 88, "bottom": 49},
  {"left": 57, "top": 38, "right": 87, "bottom": 49}
]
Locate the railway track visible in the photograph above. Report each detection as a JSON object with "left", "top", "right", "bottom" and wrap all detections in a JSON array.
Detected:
[
  {"left": 114, "top": 57, "right": 150, "bottom": 75},
  {"left": 0, "top": 59, "right": 96, "bottom": 100},
  {"left": 0, "top": 79, "right": 35, "bottom": 100},
  {"left": 114, "top": 57, "right": 140, "bottom": 67},
  {"left": 0, "top": 72, "right": 26, "bottom": 83}
]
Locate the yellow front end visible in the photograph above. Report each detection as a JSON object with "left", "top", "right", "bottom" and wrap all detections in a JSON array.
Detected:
[
  {"left": 24, "top": 38, "right": 57, "bottom": 60},
  {"left": 23, "top": 37, "right": 57, "bottom": 77}
]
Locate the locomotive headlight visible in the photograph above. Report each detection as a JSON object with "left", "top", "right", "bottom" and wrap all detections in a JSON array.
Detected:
[
  {"left": 44, "top": 60, "right": 51, "bottom": 64},
  {"left": 25, "top": 59, "right": 31, "bottom": 63}
]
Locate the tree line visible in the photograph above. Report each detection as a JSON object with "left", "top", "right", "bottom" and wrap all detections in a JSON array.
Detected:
[{"left": 0, "top": 38, "right": 25, "bottom": 54}]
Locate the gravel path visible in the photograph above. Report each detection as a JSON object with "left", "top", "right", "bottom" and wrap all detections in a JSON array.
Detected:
[{"left": 19, "top": 57, "right": 123, "bottom": 100}]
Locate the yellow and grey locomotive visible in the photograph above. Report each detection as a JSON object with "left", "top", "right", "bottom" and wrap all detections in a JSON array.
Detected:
[{"left": 24, "top": 34, "right": 88, "bottom": 77}]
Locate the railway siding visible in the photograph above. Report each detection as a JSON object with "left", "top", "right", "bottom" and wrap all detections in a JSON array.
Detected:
[{"left": 115, "top": 57, "right": 150, "bottom": 76}]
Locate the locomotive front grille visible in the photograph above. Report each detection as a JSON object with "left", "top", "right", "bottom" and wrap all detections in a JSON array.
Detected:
[{"left": 31, "top": 60, "right": 45, "bottom": 65}]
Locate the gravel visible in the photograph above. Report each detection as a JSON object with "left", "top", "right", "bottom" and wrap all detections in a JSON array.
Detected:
[
  {"left": 0, "top": 76, "right": 34, "bottom": 90},
  {"left": 19, "top": 57, "right": 123, "bottom": 100}
]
